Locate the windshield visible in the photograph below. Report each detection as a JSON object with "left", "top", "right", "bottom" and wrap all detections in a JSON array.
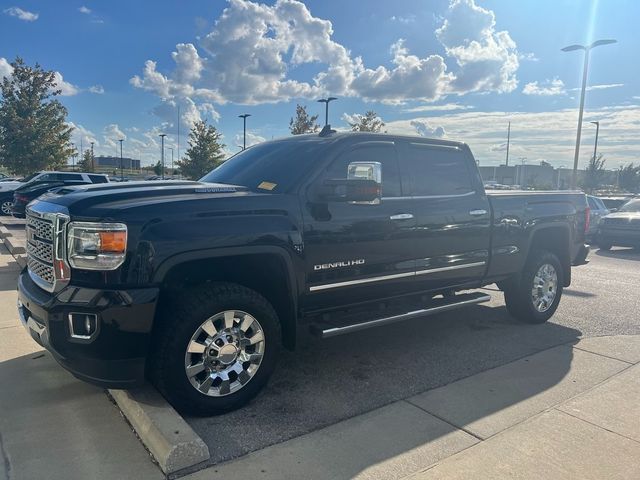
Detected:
[
  {"left": 200, "top": 140, "right": 323, "bottom": 193},
  {"left": 20, "top": 173, "right": 39, "bottom": 183},
  {"left": 619, "top": 200, "right": 640, "bottom": 212}
]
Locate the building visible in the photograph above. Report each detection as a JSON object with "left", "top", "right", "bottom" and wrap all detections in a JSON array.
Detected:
[
  {"left": 479, "top": 162, "right": 618, "bottom": 190},
  {"left": 94, "top": 156, "right": 141, "bottom": 170}
]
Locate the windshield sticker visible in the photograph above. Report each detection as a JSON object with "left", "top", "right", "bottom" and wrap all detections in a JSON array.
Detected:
[
  {"left": 258, "top": 181, "right": 277, "bottom": 191},
  {"left": 195, "top": 187, "right": 237, "bottom": 193}
]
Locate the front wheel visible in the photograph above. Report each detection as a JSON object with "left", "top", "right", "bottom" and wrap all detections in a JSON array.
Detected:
[
  {"left": 150, "top": 283, "right": 281, "bottom": 416},
  {"left": 504, "top": 250, "right": 563, "bottom": 324}
]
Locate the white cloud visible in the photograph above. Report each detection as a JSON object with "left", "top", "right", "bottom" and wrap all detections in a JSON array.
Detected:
[
  {"left": 78, "top": 6, "right": 91, "bottom": 14},
  {"left": 88, "top": 85, "right": 105, "bottom": 94},
  {"left": 390, "top": 14, "right": 416, "bottom": 24},
  {"left": 403, "top": 102, "right": 474, "bottom": 113},
  {"left": 0, "top": 58, "right": 13, "bottom": 79},
  {"left": 132, "top": 0, "right": 520, "bottom": 123},
  {"left": 234, "top": 131, "right": 265, "bottom": 149},
  {"left": 3, "top": 6, "right": 38, "bottom": 22},
  {"left": 103, "top": 124, "right": 127, "bottom": 151},
  {"left": 68, "top": 122, "right": 99, "bottom": 151},
  {"left": 410, "top": 120, "right": 445, "bottom": 138},
  {"left": 569, "top": 83, "right": 624, "bottom": 92},
  {"left": 384, "top": 105, "right": 640, "bottom": 168},
  {"left": 522, "top": 78, "right": 565, "bottom": 96},
  {"left": 435, "top": 0, "right": 519, "bottom": 94},
  {"left": 53, "top": 71, "right": 80, "bottom": 96}
]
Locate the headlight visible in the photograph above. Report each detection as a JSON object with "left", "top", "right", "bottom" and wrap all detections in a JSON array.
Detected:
[{"left": 67, "top": 222, "right": 127, "bottom": 270}]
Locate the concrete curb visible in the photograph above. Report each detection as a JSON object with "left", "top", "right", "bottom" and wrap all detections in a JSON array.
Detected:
[
  {"left": 5, "top": 236, "right": 25, "bottom": 254},
  {"left": 0, "top": 225, "right": 13, "bottom": 238},
  {"left": 15, "top": 254, "right": 26, "bottom": 268},
  {"left": 109, "top": 385, "right": 210, "bottom": 475}
]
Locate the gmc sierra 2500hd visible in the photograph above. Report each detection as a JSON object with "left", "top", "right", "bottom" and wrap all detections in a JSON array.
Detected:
[{"left": 18, "top": 130, "right": 589, "bottom": 415}]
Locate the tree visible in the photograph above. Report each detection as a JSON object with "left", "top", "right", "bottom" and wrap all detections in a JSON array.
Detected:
[
  {"left": 77, "top": 149, "right": 95, "bottom": 172},
  {"left": 618, "top": 163, "right": 640, "bottom": 193},
  {"left": 0, "top": 57, "right": 74, "bottom": 175},
  {"left": 177, "top": 120, "right": 225, "bottom": 180},
  {"left": 348, "top": 111, "right": 385, "bottom": 133},
  {"left": 152, "top": 160, "right": 164, "bottom": 176},
  {"left": 289, "top": 104, "right": 319, "bottom": 135},
  {"left": 581, "top": 153, "right": 606, "bottom": 194}
]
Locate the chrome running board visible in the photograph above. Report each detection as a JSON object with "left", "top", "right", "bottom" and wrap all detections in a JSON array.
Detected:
[{"left": 312, "top": 292, "right": 491, "bottom": 338}]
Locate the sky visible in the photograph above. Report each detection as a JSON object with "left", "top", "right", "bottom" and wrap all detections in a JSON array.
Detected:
[{"left": 1, "top": 0, "right": 638, "bottom": 169}]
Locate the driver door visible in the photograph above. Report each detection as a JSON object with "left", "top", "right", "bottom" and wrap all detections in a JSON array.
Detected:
[{"left": 301, "top": 140, "right": 417, "bottom": 312}]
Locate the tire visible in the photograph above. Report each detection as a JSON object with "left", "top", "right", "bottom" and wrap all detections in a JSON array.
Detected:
[
  {"left": 504, "top": 250, "right": 563, "bottom": 324},
  {"left": 0, "top": 200, "right": 12, "bottom": 216},
  {"left": 149, "top": 282, "right": 281, "bottom": 416}
]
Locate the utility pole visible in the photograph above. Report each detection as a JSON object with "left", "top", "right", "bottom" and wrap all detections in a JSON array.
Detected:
[
  {"left": 177, "top": 105, "right": 180, "bottom": 166},
  {"left": 159, "top": 134, "right": 167, "bottom": 179},
  {"left": 317, "top": 97, "right": 337, "bottom": 126},
  {"left": 70, "top": 142, "right": 75, "bottom": 171},
  {"left": 168, "top": 147, "right": 174, "bottom": 177},
  {"left": 118, "top": 139, "right": 124, "bottom": 181},
  {"left": 238, "top": 114, "right": 251, "bottom": 150},
  {"left": 590, "top": 121, "right": 600, "bottom": 163},
  {"left": 505, "top": 121, "right": 511, "bottom": 166}
]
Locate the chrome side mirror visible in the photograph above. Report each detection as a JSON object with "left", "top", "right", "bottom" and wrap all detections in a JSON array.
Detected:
[{"left": 346, "top": 161, "right": 382, "bottom": 205}]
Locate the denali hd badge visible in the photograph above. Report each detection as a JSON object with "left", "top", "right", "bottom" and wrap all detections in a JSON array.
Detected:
[{"left": 314, "top": 259, "right": 365, "bottom": 271}]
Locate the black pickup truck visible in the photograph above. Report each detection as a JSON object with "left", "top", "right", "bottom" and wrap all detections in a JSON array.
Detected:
[{"left": 17, "top": 131, "right": 589, "bottom": 415}]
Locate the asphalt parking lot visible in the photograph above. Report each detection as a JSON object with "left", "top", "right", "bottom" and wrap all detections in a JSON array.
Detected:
[{"left": 186, "top": 247, "right": 640, "bottom": 466}]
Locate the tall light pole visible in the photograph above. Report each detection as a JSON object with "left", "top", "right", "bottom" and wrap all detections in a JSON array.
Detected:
[
  {"left": 159, "top": 134, "right": 166, "bottom": 180},
  {"left": 590, "top": 121, "right": 600, "bottom": 164},
  {"left": 238, "top": 114, "right": 251, "bottom": 150},
  {"left": 505, "top": 121, "right": 511, "bottom": 166},
  {"left": 118, "top": 139, "right": 124, "bottom": 181},
  {"left": 70, "top": 142, "right": 75, "bottom": 171},
  {"left": 317, "top": 97, "right": 337, "bottom": 126},
  {"left": 562, "top": 39, "right": 617, "bottom": 189},
  {"left": 90, "top": 142, "right": 95, "bottom": 172},
  {"left": 167, "top": 147, "right": 174, "bottom": 177}
]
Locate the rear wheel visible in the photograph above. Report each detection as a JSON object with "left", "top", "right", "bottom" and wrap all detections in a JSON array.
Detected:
[
  {"left": 150, "top": 282, "right": 281, "bottom": 416},
  {"left": 1, "top": 200, "right": 12, "bottom": 216},
  {"left": 504, "top": 250, "right": 563, "bottom": 324}
]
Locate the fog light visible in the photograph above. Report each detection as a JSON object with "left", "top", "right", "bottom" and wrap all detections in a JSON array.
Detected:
[{"left": 68, "top": 313, "right": 98, "bottom": 340}]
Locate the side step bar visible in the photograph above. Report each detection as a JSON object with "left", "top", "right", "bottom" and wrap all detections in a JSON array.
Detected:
[{"left": 313, "top": 292, "right": 491, "bottom": 339}]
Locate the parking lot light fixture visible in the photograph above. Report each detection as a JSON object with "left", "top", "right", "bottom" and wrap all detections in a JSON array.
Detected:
[
  {"left": 238, "top": 114, "right": 251, "bottom": 150},
  {"left": 562, "top": 39, "right": 617, "bottom": 189},
  {"left": 159, "top": 134, "right": 167, "bottom": 180},
  {"left": 118, "top": 139, "right": 124, "bottom": 181},
  {"left": 317, "top": 97, "right": 337, "bottom": 126}
]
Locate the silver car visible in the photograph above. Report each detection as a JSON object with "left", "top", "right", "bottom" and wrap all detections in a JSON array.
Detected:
[{"left": 587, "top": 195, "right": 610, "bottom": 240}]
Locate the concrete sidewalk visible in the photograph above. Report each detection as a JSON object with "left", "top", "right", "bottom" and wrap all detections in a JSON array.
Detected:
[
  {"left": 0, "top": 245, "right": 164, "bottom": 480},
  {"left": 187, "top": 335, "right": 640, "bottom": 480}
]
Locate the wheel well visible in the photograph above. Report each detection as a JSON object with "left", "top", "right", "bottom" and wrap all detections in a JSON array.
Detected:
[
  {"left": 529, "top": 226, "right": 571, "bottom": 286},
  {"left": 160, "top": 254, "right": 297, "bottom": 349}
]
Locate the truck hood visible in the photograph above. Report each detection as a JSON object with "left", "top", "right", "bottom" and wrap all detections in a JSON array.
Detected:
[{"left": 31, "top": 180, "right": 254, "bottom": 217}]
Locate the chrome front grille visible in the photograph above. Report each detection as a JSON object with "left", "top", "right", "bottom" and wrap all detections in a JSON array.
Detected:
[{"left": 25, "top": 209, "right": 68, "bottom": 291}]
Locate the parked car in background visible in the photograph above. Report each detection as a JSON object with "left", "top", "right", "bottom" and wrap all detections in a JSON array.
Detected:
[
  {"left": 597, "top": 199, "right": 640, "bottom": 250},
  {"left": 586, "top": 195, "right": 610, "bottom": 242},
  {"left": 599, "top": 195, "right": 636, "bottom": 212},
  {"left": 0, "top": 172, "right": 109, "bottom": 215}
]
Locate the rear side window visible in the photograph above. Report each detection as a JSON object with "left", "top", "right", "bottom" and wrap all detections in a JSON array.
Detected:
[
  {"left": 89, "top": 175, "right": 108, "bottom": 184},
  {"left": 400, "top": 143, "right": 474, "bottom": 196}
]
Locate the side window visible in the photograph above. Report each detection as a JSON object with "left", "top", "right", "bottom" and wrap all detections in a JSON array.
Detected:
[
  {"left": 59, "top": 173, "right": 82, "bottom": 181},
  {"left": 400, "top": 143, "right": 474, "bottom": 196},
  {"left": 89, "top": 175, "right": 108, "bottom": 184},
  {"left": 38, "top": 173, "right": 57, "bottom": 182},
  {"left": 324, "top": 143, "right": 402, "bottom": 197}
]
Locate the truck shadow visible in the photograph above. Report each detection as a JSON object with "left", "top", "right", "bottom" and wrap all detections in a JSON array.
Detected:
[
  {"left": 595, "top": 248, "right": 640, "bottom": 261},
  {"left": 192, "top": 303, "right": 582, "bottom": 470}
]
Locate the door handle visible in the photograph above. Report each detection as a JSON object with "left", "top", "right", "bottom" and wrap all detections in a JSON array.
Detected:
[
  {"left": 469, "top": 209, "right": 488, "bottom": 216},
  {"left": 390, "top": 213, "right": 414, "bottom": 220}
]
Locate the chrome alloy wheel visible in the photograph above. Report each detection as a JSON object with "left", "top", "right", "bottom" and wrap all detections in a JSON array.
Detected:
[
  {"left": 1, "top": 201, "right": 12, "bottom": 215},
  {"left": 531, "top": 263, "right": 558, "bottom": 313},
  {"left": 184, "top": 310, "right": 265, "bottom": 397}
]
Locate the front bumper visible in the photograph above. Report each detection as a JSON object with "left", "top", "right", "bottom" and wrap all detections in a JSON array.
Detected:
[{"left": 18, "top": 268, "right": 159, "bottom": 389}]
